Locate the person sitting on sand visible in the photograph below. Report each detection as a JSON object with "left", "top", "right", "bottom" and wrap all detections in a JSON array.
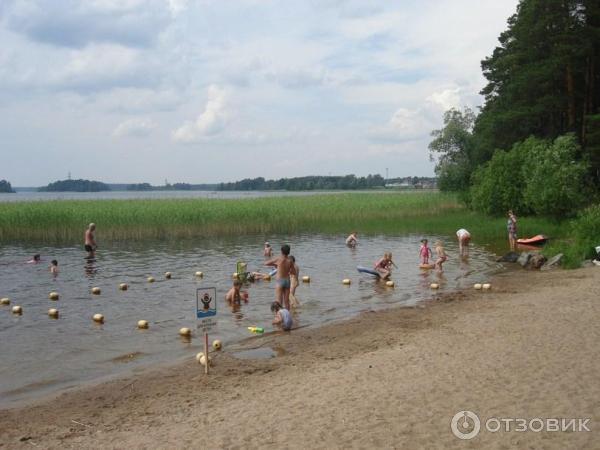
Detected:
[
  {"left": 266, "top": 244, "right": 296, "bottom": 310},
  {"left": 346, "top": 232, "right": 358, "bottom": 247},
  {"left": 456, "top": 229, "right": 471, "bottom": 257},
  {"left": 85, "top": 223, "right": 97, "bottom": 258},
  {"left": 27, "top": 254, "right": 41, "bottom": 264},
  {"left": 271, "top": 302, "right": 293, "bottom": 331},
  {"left": 419, "top": 239, "right": 432, "bottom": 265},
  {"left": 225, "top": 280, "right": 248, "bottom": 306},
  {"left": 289, "top": 255, "right": 300, "bottom": 308},
  {"left": 434, "top": 241, "right": 448, "bottom": 272},
  {"left": 374, "top": 252, "right": 395, "bottom": 279},
  {"left": 263, "top": 242, "right": 272, "bottom": 257},
  {"left": 50, "top": 259, "right": 59, "bottom": 276}
]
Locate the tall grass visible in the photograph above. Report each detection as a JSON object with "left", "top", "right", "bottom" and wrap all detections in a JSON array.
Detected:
[{"left": 0, "top": 192, "right": 570, "bottom": 249}]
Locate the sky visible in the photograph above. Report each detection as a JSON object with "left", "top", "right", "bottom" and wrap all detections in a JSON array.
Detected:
[{"left": 0, "top": 0, "right": 518, "bottom": 186}]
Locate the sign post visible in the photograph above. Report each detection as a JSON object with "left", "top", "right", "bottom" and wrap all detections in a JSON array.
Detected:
[{"left": 196, "top": 287, "right": 217, "bottom": 375}]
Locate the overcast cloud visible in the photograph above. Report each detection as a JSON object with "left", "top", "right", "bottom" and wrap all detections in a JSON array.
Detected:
[{"left": 0, "top": 0, "right": 518, "bottom": 185}]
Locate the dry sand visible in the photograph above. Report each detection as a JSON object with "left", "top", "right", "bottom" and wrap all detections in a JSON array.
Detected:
[{"left": 1, "top": 267, "right": 599, "bottom": 449}]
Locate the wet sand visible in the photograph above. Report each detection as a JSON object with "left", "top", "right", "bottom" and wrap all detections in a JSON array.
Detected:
[{"left": 1, "top": 267, "right": 599, "bottom": 449}]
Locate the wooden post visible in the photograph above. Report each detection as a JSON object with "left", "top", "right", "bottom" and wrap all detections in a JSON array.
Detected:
[{"left": 204, "top": 331, "right": 209, "bottom": 375}]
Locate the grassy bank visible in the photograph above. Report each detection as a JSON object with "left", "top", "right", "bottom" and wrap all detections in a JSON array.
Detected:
[{"left": 0, "top": 192, "right": 569, "bottom": 248}]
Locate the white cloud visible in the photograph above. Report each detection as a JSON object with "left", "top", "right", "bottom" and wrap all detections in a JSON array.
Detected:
[
  {"left": 112, "top": 118, "right": 156, "bottom": 137},
  {"left": 426, "top": 87, "right": 462, "bottom": 111},
  {"left": 172, "top": 85, "right": 229, "bottom": 143}
]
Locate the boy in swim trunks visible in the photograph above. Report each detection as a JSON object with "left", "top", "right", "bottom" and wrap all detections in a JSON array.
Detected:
[
  {"left": 225, "top": 280, "right": 248, "bottom": 306},
  {"left": 265, "top": 244, "right": 296, "bottom": 310},
  {"left": 456, "top": 228, "right": 471, "bottom": 257},
  {"left": 434, "top": 241, "right": 448, "bottom": 272},
  {"left": 85, "top": 223, "right": 97, "bottom": 258},
  {"left": 419, "top": 239, "right": 432, "bottom": 265},
  {"left": 346, "top": 232, "right": 358, "bottom": 247},
  {"left": 271, "top": 302, "right": 293, "bottom": 331}
]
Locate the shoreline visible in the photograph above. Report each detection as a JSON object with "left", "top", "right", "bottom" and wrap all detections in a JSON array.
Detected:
[{"left": 1, "top": 267, "right": 598, "bottom": 448}]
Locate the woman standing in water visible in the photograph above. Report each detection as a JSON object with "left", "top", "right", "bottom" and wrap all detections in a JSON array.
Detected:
[{"left": 507, "top": 210, "right": 517, "bottom": 251}]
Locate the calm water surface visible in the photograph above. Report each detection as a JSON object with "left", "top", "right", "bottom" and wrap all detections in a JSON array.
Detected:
[{"left": 0, "top": 234, "right": 503, "bottom": 407}]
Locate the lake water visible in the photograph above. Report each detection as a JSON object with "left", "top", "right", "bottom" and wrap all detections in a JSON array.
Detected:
[{"left": 0, "top": 234, "right": 503, "bottom": 407}]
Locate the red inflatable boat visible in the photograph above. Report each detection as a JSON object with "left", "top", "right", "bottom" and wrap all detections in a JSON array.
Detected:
[{"left": 517, "top": 234, "right": 548, "bottom": 246}]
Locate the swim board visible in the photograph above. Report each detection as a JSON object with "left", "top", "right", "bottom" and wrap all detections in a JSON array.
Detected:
[
  {"left": 419, "top": 263, "right": 434, "bottom": 269},
  {"left": 357, "top": 266, "right": 380, "bottom": 277},
  {"left": 269, "top": 268, "right": 277, "bottom": 277}
]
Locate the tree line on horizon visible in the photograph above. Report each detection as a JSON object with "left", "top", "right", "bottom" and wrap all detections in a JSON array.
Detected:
[{"left": 430, "top": 0, "right": 600, "bottom": 218}]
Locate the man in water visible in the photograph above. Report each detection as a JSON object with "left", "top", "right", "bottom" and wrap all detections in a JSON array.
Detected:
[
  {"left": 265, "top": 244, "right": 296, "bottom": 310},
  {"left": 85, "top": 223, "right": 97, "bottom": 258}
]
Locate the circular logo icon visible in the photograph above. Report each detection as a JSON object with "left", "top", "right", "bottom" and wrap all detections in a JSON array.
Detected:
[{"left": 451, "top": 410, "right": 481, "bottom": 440}]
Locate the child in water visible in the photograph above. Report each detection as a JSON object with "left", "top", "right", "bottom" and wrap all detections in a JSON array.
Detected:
[
  {"left": 27, "top": 254, "right": 41, "bottom": 264},
  {"left": 225, "top": 280, "right": 248, "bottom": 306},
  {"left": 419, "top": 239, "right": 432, "bottom": 265},
  {"left": 374, "top": 252, "right": 395, "bottom": 279},
  {"left": 271, "top": 302, "right": 293, "bottom": 331},
  {"left": 289, "top": 255, "right": 300, "bottom": 308},
  {"left": 263, "top": 242, "right": 273, "bottom": 257},
  {"left": 346, "top": 232, "right": 358, "bottom": 247},
  {"left": 50, "top": 259, "right": 59, "bottom": 275},
  {"left": 434, "top": 241, "right": 448, "bottom": 271}
]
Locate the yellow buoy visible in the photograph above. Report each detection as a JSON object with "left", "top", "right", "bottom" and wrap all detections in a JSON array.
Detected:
[
  {"left": 1, "top": 297, "right": 10, "bottom": 305},
  {"left": 196, "top": 352, "right": 212, "bottom": 367},
  {"left": 212, "top": 339, "right": 222, "bottom": 351},
  {"left": 264, "top": 274, "right": 271, "bottom": 281},
  {"left": 119, "top": 283, "right": 128, "bottom": 291},
  {"left": 482, "top": 283, "right": 491, "bottom": 290},
  {"left": 137, "top": 320, "right": 149, "bottom": 329},
  {"left": 302, "top": 276, "right": 311, "bottom": 283},
  {"left": 91, "top": 287, "right": 101, "bottom": 295},
  {"left": 232, "top": 272, "right": 239, "bottom": 280},
  {"left": 430, "top": 283, "right": 440, "bottom": 289},
  {"left": 48, "top": 308, "right": 59, "bottom": 318},
  {"left": 49, "top": 292, "right": 59, "bottom": 300},
  {"left": 147, "top": 276, "right": 155, "bottom": 283},
  {"left": 473, "top": 283, "right": 482, "bottom": 290},
  {"left": 342, "top": 278, "right": 351, "bottom": 285},
  {"left": 179, "top": 327, "right": 191, "bottom": 337},
  {"left": 195, "top": 271, "right": 204, "bottom": 278},
  {"left": 386, "top": 280, "right": 395, "bottom": 287},
  {"left": 93, "top": 313, "right": 104, "bottom": 323},
  {"left": 165, "top": 272, "right": 172, "bottom": 279},
  {"left": 12, "top": 305, "right": 22, "bottom": 314}
]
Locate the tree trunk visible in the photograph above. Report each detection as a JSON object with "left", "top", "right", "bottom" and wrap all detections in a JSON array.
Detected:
[{"left": 566, "top": 64, "right": 576, "bottom": 131}]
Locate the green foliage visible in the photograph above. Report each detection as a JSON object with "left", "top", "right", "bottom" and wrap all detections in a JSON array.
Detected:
[
  {"left": 39, "top": 179, "right": 110, "bottom": 192},
  {"left": 0, "top": 180, "right": 15, "bottom": 193}
]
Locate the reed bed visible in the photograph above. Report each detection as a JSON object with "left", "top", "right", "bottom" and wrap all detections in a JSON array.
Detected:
[{"left": 0, "top": 192, "right": 567, "bottom": 245}]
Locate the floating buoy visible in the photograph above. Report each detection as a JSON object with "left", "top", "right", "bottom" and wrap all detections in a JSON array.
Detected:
[
  {"left": 474, "top": 283, "right": 482, "bottom": 290},
  {"left": 196, "top": 352, "right": 212, "bottom": 367},
  {"left": 212, "top": 339, "right": 222, "bottom": 351},
  {"left": 93, "top": 313, "right": 104, "bottom": 323},
  {"left": 119, "top": 283, "right": 128, "bottom": 291},
  {"left": 232, "top": 272, "right": 239, "bottom": 280},
  {"left": 48, "top": 308, "right": 59, "bottom": 318},
  {"left": 12, "top": 305, "right": 22, "bottom": 314},
  {"left": 137, "top": 320, "right": 149, "bottom": 329},
  {"left": 430, "top": 283, "right": 440, "bottom": 289},
  {"left": 264, "top": 275, "right": 271, "bottom": 281},
  {"left": 195, "top": 271, "right": 204, "bottom": 278},
  {"left": 91, "top": 287, "right": 101, "bottom": 295},
  {"left": 179, "top": 327, "right": 191, "bottom": 337},
  {"left": 342, "top": 278, "right": 351, "bottom": 285},
  {"left": 386, "top": 280, "right": 395, "bottom": 287},
  {"left": 302, "top": 276, "right": 311, "bottom": 283},
  {"left": 482, "top": 283, "right": 491, "bottom": 290},
  {"left": 195, "top": 352, "right": 204, "bottom": 362},
  {"left": 165, "top": 272, "right": 172, "bottom": 279},
  {"left": 49, "top": 292, "right": 59, "bottom": 300},
  {"left": 147, "top": 277, "right": 155, "bottom": 283},
  {"left": 1, "top": 297, "right": 10, "bottom": 305}
]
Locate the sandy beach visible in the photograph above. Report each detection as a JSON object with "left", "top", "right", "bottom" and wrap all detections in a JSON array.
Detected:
[{"left": 1, "top": 266, "right": 598, "bottom": 449}]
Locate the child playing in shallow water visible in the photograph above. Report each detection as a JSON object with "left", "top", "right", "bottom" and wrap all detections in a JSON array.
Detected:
[
  {"left": 263, "top": 242, "right": 272, "bottom": 257},
  {"left": 346, "top": 232, "right": 358, "bottom": 247},
  {"left": 419, "top": 239, "right": 432, "bottom": 265},
  {"left": 289, "top": 255, "right": 300, "bottom": 308},
  {"left": 225, "top": 280, "right": 248, "bottom": 306},
  {"left": 434, "top": 241, "right": 448, "bottom": 271},
  {"left": 50, "top": 259, "right": 59, "bottom": 275},
  {"left": 271, "top": 302, "right": 293, "bottom": 331},
  {"left": 374, "top": 252, "right": 395, "bottom": 279}
]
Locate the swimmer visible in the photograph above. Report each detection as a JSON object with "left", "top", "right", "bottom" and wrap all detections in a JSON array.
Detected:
[
  {"left": 85, "top": 223, "right": 97, "bottom": 258},
  {"left": 50, "top": 259, "right": 59, "bottom": 275},
  {"left": 374, "top": 252, "right": 395, "bottom": 279},
  {"left": 419, "top": 239, "right": 433, "bottom": 265},
  {"left": 456, "top": 228, "right": 471, "bottom": 257},
  {"left": 263, "top": 242, "right": 272, "bottom": 257},
  {"left": 346, "top": 231, "right": 358, "bottom": 247},
  {"left": 225, "top": 280, "right": 248, "bottom": 306},
  {"left": 266, "top": 244, "right": 296, "bottom": 310},
  {"left": 27, "top": 254, "right": 41, "bottom": 264},
  {"left": 434, "top": 241, "right": 448, "bottom": 271},
  {"left": 289, "top": 255, "right": 300, "bottom": 308},
  {"left": 271, "top": 302, "right": 293, "bottom": 331},
  {"left": 247, "top": 271, "right": 270, "bottom": 282}
]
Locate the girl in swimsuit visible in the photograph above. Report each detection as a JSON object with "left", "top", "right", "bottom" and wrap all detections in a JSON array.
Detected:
[
  {"left": 434, "top": 241, "right": 448, "bottom": 272},
  {"left": 374, "top": 252, "right": 394, "bottom": 279},
  {"left": 507, "top": 210, "right": 517, "bottom": 251},
  {"left": 419, "top": 239, "right": 432, "bottom": 265}
]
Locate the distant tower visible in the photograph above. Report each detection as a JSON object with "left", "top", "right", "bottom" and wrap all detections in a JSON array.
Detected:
[
  {"left": 68, "top": 171, "right": 71, "bottom": 180},
  {"left": 386, "top": 168, "right": 389, "bottom": 181}
]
